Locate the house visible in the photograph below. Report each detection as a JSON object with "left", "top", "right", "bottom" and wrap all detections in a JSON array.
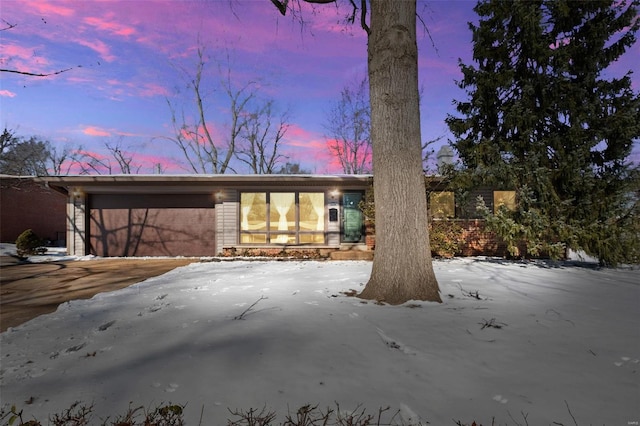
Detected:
[
  {"left": 36, "top": 175, "right": 372, "bottom": 258},
  {"left": 34, "top": 174, "right": 516, "bottom": 259}
]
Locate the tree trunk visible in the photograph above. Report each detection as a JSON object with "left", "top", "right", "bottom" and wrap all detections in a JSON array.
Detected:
[{"left": 359, "top": 0, "right": 441, "bottom": 304}]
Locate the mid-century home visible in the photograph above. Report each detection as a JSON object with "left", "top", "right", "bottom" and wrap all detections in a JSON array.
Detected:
[
  {"left": 24, "top": 174, "right": 516, "bottom": 258},
  {"left": 35, "top": 175, "right": 374, "bottom": 258}
]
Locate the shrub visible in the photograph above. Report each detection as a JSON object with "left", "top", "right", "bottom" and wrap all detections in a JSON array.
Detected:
[
  {"left": 429, "top": 220, "right": 464, "bottom": 258},
  {"left": 15, "top": 229, "right": 45, "bottom": 258}
]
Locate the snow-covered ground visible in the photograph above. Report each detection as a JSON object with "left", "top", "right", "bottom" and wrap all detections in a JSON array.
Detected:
[
  {"left": 1, "top": 248, "right": 638, "bottom": 425},
  {"left": 0, "top": 243, "right": 81, "bottom": 263}
]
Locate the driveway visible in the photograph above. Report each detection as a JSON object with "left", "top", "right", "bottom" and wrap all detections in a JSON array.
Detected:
[{"left": 0, "top": 257, "right": 198, "bottom": 332}]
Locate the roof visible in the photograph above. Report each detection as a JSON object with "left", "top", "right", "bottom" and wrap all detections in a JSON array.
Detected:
[{"left": 34, "top": 174, "right": 374, "bottom": 195}]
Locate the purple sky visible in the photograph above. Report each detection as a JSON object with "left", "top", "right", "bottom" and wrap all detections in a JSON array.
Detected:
[{"left": 1, "top": 0, "right": 638, "bottom": 174}]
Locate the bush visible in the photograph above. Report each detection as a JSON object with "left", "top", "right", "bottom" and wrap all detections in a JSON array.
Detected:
[
  {"left": 429, "top": 221, "right": 464, "bottom": 258},
  {"left": 15, "top": 229, "right": 45, "bottom": 258}
]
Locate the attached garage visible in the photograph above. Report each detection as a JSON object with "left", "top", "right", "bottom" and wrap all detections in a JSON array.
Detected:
[{"left": 89, "top": 194, "right": 216, "bottom": 257}]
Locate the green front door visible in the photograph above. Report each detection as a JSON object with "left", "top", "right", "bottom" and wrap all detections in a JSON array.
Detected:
[{"left": 342, "top": 192, "right": 363, "bottom": 243}]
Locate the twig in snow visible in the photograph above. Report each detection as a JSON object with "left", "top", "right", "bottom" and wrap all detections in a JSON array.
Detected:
[
  {"left": 458, "top": 284, "right": 484, "bottom": 300},
  {"left": 198, "top": 405, "right": 204, "bottom": 426},
  {"left": 479, "top": 318, "right": 507, "bottom": 330},
  {"left": 507, "top": 410, "right": 530, "bottom": 426},
  {"left": 565, "top": 400, "right": 578, "bottom": 426},
  {"left": 551, "top": 401, "right": 579, "bottom": 426},
  {"left": 234, "top": 296, "right": 268, "bottom": 320}
]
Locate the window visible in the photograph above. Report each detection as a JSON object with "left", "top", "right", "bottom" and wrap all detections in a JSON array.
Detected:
[
  {"left": 430, "top": 191, "right": 455, "bottom": 219},
  {"left": 240, "top": 192, "right": 325, "bottom": 245},
  {"left": 494, "top": 191, "right": 516, "bottom": 212}
]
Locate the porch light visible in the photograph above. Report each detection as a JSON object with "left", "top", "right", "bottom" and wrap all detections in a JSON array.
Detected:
[{"left": 72, "top": 188, "right": 84, "bottom": 199}]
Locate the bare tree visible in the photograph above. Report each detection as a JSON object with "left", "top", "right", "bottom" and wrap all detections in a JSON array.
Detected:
[
  {"left": 277, "top": 161, "right": 311, "bottom": 174},
  {"left": 324, "top": 76, "right": 371, "bottom": 174},
  {"left": 78, "top": 138, "right": 142, "bottom": 175},
  {"left": 47, "top": 143, "right": 82, "bottom": 175},
  {"left": 272, "top": 0, "right": 441, "bottom": 304},
  {"left": 236, "top": 100, "right": 290, "bottom": 174},
  {"left": 166, "top": 45, "right": 259, "bottom": 174}
]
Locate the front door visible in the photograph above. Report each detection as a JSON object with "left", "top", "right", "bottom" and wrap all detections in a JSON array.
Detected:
[{"left": 342, "top": 192, "right": 363, "bottom": 243}]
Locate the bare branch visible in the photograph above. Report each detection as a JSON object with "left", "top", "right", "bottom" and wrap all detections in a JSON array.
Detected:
[
  {"left": 324, "top": 76, "right": 371, "bottom": 174},
  {"left": 0, "top": 66, "right": 78, "bottom": 77},
  {"left": 1, "top": 19, "right": 17, "bottom": 31},
  {"left": 236, "top": 100, "right": 289, "bottom": 173},
  {"left": 270, "top": 0, "right": 289, "bottom": 15}
]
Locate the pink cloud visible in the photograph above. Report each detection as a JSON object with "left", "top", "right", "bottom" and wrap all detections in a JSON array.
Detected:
[
  {"left": 30, "top": 1, "right": 75, "bottom": 17},
  {"left": 277, "top": 123, "right": 347, "bottom": 173},
  {"left": 0, "top": 90, "right": 16, "bottom": 98},
  {"left": 0, "top": 43, "right": 56, "bottom": 75},
  {"left": 138, "top": 83, "right": 170, "bottom": 98},
  {"left": 76, "top": 39, "right": 116, "bottom": 62},
  {"left": 83, "top": 126, "right": 111, "bottom": 137},
  {"left": 1, "top": 44, "right": 35, "bottom": 59},
  {"left": 132, "top": 152, "right": 184, "bottom": 173},
  {"left": 75, "top": 149, "right": 107, "bottom": 160},
  {"left": 84, "top": 15, "right": 136, "bottom": 37}
]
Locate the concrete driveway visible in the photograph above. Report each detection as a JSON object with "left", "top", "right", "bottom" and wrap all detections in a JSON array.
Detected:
[{"left": 0, "top": 257, "right": 198, "bottom": 332}]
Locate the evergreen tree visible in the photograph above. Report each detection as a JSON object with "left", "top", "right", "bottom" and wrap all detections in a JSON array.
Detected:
[{"left": 447, "top": 0, "right": 640, "bottom": 265}]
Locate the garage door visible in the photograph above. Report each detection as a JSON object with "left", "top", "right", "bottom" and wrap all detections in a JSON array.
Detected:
[{"left": 89, "top": 194, "right": 216, "bottom": 257}]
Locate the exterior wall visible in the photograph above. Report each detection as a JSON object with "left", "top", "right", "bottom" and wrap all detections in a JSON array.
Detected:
[
  {"left": 326, "top": 190, "right": 341, "bottom": 246},
  {"left": 219, "top": 188, "right": 367, "bottom": 253},
  {"left": 68, "top": 191, "right": 87, "bottom": 256},
  {"left": 0, "top": 177, "right": 67, "bottom": 244},
  {"left": 457, "top": 219, "right": 509, "bottom": 257},
  {"left": 215, "top": 190, "right": 239, "bottom": 252}
]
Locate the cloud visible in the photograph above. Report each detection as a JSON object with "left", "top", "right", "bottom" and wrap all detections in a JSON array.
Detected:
[
  {"left": 0, "top": 43, "right": 53, "bottom": 74},
  {"left": 83, "top": 126, "right": 111, "bottom": 137},
  {"left": 138, "top": 83, "right": 170, "bottom": 98},
  {"left": 132, "top": 152, "right": 184, "bottom": 173},
  {"left": 76, "top": 39, "right": 116, "bottom": 62},
  {"left": 30, "top": 1, "right": 75, "bottom": 17},
  {"left": 84, "top": 15, "right": 136, "bottom": 37},
  {"left": 0, "top": 90, "right": 17, "bottom": 98}
]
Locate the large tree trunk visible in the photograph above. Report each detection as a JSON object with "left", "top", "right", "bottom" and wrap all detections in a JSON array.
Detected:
[{"left": 359, "top": 0, "right": 441, "bottom": 304}]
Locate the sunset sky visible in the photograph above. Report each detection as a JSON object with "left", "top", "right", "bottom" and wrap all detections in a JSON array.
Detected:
[{"left": 1, "top": 0, "right": 638, "bottom": 174}]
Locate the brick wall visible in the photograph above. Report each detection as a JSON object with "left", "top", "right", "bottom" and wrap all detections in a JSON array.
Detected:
[
  {"left": 365, "top": 219, "right": 511, "bottom": 258},
  {"left": 457, "top": 219, "right": 509, "bottom": 257},
  {"left": 0, "top": 177, "right": 67, "bottom": 245}
]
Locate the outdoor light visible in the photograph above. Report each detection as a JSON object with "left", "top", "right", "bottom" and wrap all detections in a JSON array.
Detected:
[{"left": 72, "top": 188, "right": 84, "bottom": 199}]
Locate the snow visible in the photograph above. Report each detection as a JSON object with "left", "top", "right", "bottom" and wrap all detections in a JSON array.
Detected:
[
  {"left": 0, "top": 243, "right": 85, "bottom": 263},
  {"left": 1, "top": 248, "right": 639, "bottom": 425}
]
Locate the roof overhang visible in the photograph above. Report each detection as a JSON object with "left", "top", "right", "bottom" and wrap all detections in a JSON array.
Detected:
[{"left": 34, "top": 174, "right": 374, "bottom": 195}]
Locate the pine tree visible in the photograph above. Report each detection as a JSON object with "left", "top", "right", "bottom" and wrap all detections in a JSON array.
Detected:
[{"left": 447, "top": 0, "right": 640, "bottom": 265}]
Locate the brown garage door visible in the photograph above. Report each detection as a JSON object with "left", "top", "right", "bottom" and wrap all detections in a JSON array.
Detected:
[{"left": 89, "top": 194, "right": 216, "bottom": 257}]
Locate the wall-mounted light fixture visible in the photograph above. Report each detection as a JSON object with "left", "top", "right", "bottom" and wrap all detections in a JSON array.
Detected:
[
  {"left": 72, "top": 187, "right": 84, "bottom": 200},
  {"left": 329, "top": 189, "right": 340, "bottom": 200},
  {"left": 215, "top": 190, "right": 225, "bottom": 202}
]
